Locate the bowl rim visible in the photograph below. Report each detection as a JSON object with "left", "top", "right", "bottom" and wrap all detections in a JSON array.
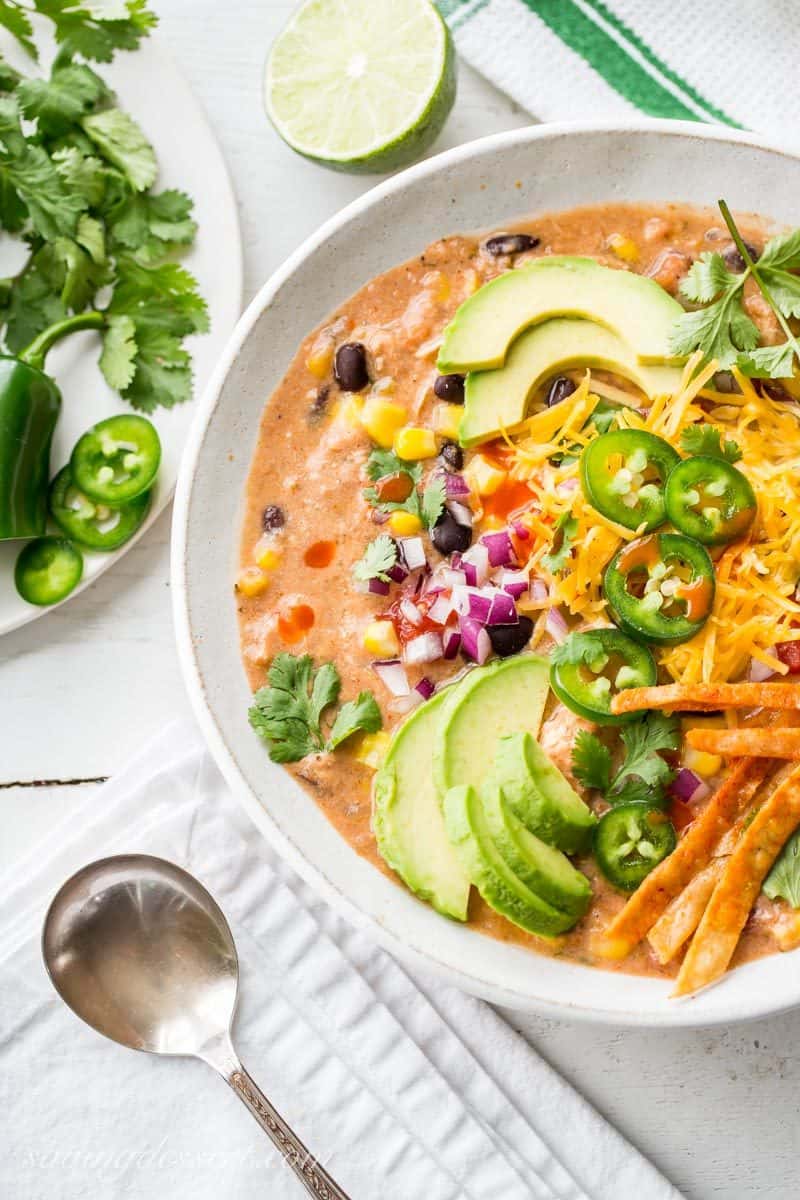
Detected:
[{"left": 172, "top": 117, "right": 800, "bottom": 1028}]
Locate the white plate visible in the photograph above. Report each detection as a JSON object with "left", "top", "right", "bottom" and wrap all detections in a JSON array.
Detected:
[
  {"left": 174, "top": 120, "right": 800, "bottom": 1027},
  {"left": 0, "top": 36, "right": 242, "bottom": 635}
]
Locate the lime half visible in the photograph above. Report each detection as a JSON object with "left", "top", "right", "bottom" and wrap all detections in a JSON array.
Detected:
[{"left": 265, "top": 0, "right": 456, "bottom": 174}]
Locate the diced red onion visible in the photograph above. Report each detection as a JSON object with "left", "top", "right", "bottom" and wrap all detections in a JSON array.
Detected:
[
  {"left": 529, "top": 577, "right": 549, "bottom": 604},
  {"left": 399, "top": 597, "right": 423, "bottom": 626},
  {"left": 441, "top": 566, "right": 467, "bottom": 589},
  {"left": 460, "top": 542, "right": 490, "bottom": 585},
  {"left": 415, "top": 676, "right": 436, "bottom": 701},
  {"left": 444, "top": 473, "right": 471, "bottom": 498},
  {"left": 442, "top": 627, "right": 461, "bottom": 659},
  {"left": 479, "top": 529, "right": 517, "bottom": 568},
  {"left": 398, "top": 536, "right": 427, "bottom": 571},
  {"left": 459, "top": 616, "right": 492, "bottom": 664},
  {"left": 500, "top": 569, "right": 529, "bottom": 599},
  {"left": 488, "top": 591, "right": 519, "bottom": 625},
  {"left": 671, "top": 768, "right": 711, "bottom": 805},
  {"left": 368, "top": 577, "right": 390, "bottom": 596},
  {"left": 511, "top": 519, "right": 530, "bottom": 541},
  {"left": 388, "top": 692, "right": 423, "bottom": 715},
  {"left": 404, "top": 631, "right": 443, "bottom": 665},
  {"left": 372, "top": 659, "right": 410, "bottom": 697},
  {"left": 387, "top": 562, "right": 408, "bottom": 584},
  {"left": 545, "top": 607, "right": 569, "bottom": 643},
  {"left": 446, "top": 499, "right": 474, "bottom": 527},
  {"left": 748, "top": 657, "right": 775, "bottom": 682},
  {"left": 427, "top": 594, "right": 453, "bottom": 625},
  {"left": 451, "top": 585, "right": 492, "bottom": 620}
]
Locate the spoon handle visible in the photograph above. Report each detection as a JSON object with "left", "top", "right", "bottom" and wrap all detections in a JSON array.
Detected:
[{"left": 226, "top": 1061, "right": 351, "bottom": 1199}]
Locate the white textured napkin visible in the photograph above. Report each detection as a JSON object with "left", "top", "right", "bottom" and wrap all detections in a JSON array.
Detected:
[
  {"left": 442, "top": 0, "right": 800, "bottom": 144},
  {"left": 0, "top": 720, "right": 680, "bottom": 1199}
]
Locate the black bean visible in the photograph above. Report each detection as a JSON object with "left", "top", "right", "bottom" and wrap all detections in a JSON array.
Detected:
[
  {"left": 488, "top": 617, "right": 534, "bottom": 658},
  {"left": 485, "top": 232, "right": 540, "bottom": 257},
  {"left": 545, "top": 376, "right": 577, "bottom": 407},
  {"left": 438, "top": 441, "right": 463, "bottom": 472},
  {"left": 433, "top": 373, "right": 465, "bottom": 403},
  {"left": 756, "top": 379, "right": 791, "bottom": 403},
  {"left": 334, "top": 342, "right": 369, "bottom": 392},
  {"left": 712, "top": 371, "right": 741, "bottom": 395},
  {"left": 722, "top": 240, "right": 760, "bottom": 272},
  {"left": 262, "top": 504, "right": 285, "bottom": 532},
  {"left": 431, "top": 510, "right": 471, "bottom": 556}
]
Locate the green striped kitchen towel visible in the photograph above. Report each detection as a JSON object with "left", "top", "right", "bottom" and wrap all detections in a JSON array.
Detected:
[{"left": 440, "top": 0, "right": 791, "bottom": 132}]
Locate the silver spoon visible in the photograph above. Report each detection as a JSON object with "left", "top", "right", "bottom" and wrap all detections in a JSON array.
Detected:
[{"left": 42, "top": 853, "right": 350, "bottom": 1200}]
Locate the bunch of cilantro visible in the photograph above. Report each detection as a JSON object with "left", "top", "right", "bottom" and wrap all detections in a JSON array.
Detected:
[{"left": 0, "top": 1, "right": 207, "bottom": 411}]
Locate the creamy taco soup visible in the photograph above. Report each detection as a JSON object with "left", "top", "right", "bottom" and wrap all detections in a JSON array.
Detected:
[{"left": 237, "top": 201, "right": 800, "bottom": 996}]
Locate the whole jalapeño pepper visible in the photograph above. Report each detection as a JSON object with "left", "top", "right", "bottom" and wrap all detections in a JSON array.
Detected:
[{"left": 0, "top": 311, "right": 105, "bottom": 540}]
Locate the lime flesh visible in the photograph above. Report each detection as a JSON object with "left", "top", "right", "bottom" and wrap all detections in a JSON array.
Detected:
[{"left": 265, "top": 0, "right": 456, "bottom": 174}]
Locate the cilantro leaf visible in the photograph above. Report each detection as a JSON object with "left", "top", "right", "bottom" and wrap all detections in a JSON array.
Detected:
[
  {"left": 736, "top": 342, "right": 798, "bottom": 380},
  {"left": 17, "top": 60, "right": 110, "bottom": 137},
  {"left": 572, "top": 730, "right": 612, "bottom": 793},
  {"left": 763, "top": 828, "right": 800, "bottom": 908},
  {"left": 82, "top": 107, "right": 156, "bottom": 191},
  {"left": 108, "top": 188, "right": 197, "bottom": 262},
  {"left": 116, "top": 324, "right": 191, "bottom": 412},
  {"left": 609, "top": 713, "right": 680, "bottom": 807},
  {"left": 421, "top": 473, "right": 446, "bottom": 530},
  {"left": 99, "top": 312, "right": 136, "bottom": 388},
  {"left": 365, "top": 447, "right": 422, "bottom": 484},
  {"left": 671, "top": 254, "right": 758, "bottom": 366},
  {"left": 327, "top": 691, "right": 382, "bottom": 750},
  {"left": 679, "top": 423, "right": 742, "bottom": 463},
  {"left": 550, "top": 630, "right": 610, "bottom": 669},
  {"left": 248, "top": 653, "right": 382, "bottom": 763},
  {"left": 353, "top": 534, "right": 397, "bottom": 583},
  {"left": 0, "top": 3, "right": 35, "bottom": 59},
  {"left": 53, "top": 146, "right": 106, "bottom": 208},
  {"left": 0, "top": 97, "right": 85, "bottom": 239},
  {"left": 108, "top": 256, "right": 209, "bottom": 337},
  {"left": 23, "top": 0, "right": 158, "bottom": 64},
  {"left": 0, "top": 243, "right": 67, "bottom": 351},
  {"left": 541, "top": 512, "right": 578, "bottom": 574}
]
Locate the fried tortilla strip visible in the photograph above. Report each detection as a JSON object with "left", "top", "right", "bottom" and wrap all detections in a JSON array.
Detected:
[
  {"left": 673, "top": 764, "right": 800, "bottom": 997},
  {"left": 611, "top": 682, "right": 800, "bottom": 717},
  {"left": 686, "top": 727, "right": 800, "bottom": 759},
  {"left": 597, "top": 757, "right": 772, "bottom": 960},
  {"left": 647, "top": 862, "right": 723, "bottom": 964}
]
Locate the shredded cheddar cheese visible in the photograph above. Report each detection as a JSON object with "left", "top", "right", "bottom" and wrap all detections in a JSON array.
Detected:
[{"left": 503, "top": 359, "right": 800, "bottom": 686}]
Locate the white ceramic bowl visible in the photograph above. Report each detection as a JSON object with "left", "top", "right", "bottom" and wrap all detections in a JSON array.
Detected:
[{"left": 173, "top": 119, "right": 800, "bottom": 1027}]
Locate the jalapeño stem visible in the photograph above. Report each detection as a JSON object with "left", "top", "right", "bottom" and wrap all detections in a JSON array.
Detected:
[{"left": 19, "top": 311, "right": 106, "bottom": 372}]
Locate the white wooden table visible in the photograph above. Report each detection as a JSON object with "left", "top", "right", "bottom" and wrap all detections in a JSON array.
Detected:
[{"left": 3, "top": 4, "right": 796, "bottom": 1197}]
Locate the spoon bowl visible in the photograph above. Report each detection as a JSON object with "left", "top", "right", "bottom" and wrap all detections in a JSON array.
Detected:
[{"left": 42, "top": 853, "right": 349, "bottom": 1199}]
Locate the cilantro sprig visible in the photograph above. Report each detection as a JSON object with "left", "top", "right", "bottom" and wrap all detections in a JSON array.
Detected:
[
  {"left": 363, "top": 447, "right": 446, "bottom": 530},
  {"left": 249, "top": 653, "right": 382, "bottom": 764},
  {"left": 0, "top": 7, "right": 207, "bottom": 412},
  {"left": 353, "top": 534, "right": 397, "bottom": 583},
  {"left": 670, "top": 199, "right": 800, "bottom": 379},
  {"left": 679, "top": 423, "right": 742, "bottom": 463},
  {"left": 572, "top": 713, "right": 680, "bottom": 808},
  {"left": 541, "top": 512, "right": 578, "bottom": 575}
]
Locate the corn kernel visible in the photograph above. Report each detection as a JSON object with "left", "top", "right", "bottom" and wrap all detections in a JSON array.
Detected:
[
  {"left": 388, "top": 510, "right": 422, "bottom": 536},
  {"left": 354, "top": 730, "right": 392, "bottom": 769},
  {"left": 335, "top": 395, "right": 365, "bottom": 428},
  {"left": 607, "top": 233, "right": 639, "bottom": 263},
  {"left": 236, "top": 566, "right": 270, "bottom": 598},
  {"left": 359, "top": 396, "right": 407, "bottom": 447},
  {"left": 394, "top": 426, "right": 437, "bottom": 460},
  {"left": 433, "top": 402, "right": 462, "bottom": 440},
  {"left": 254, "top": 541, "right": 281, "bottom": 571},
  {"left": 362, "top": 619, "right": 400, "bottom": 658},
  {"left": 465, "top": 454, "right": 506, "bottom": 496},
  {"left": 306, "top": 334, "right": 335, "bottom": 379},
  {"left": 683, "top": 747, "right": 723, "bottom": 778}
]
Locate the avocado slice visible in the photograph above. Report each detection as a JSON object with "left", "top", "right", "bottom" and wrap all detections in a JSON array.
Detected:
[
  {"left": 486, "top": 731, "right": 596, "bottom": 855},
  {"left": 481, "top": 783, "right": 591, "bottom": 921},
  {"left": 436, "top": 256, "right": 684, "bottom": 374},
  {"left": 459, "top": 318, "right": 683, "bottom": 447},
  {"left": 373, "top": 691, "right": 471, "bottom": 921},
  {"left": 433, "top": 655, "right": 550, "bottom": 799},
  {"left": 443, "top": 784, "right": 579, "bottom": 937}
]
